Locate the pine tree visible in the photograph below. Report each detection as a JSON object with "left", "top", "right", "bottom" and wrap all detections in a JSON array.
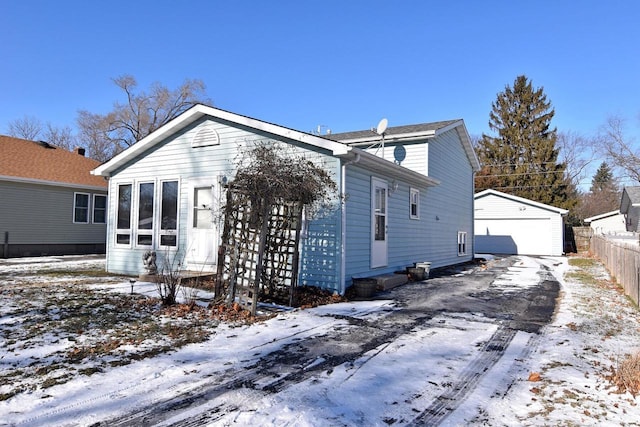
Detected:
[
  {"left": 475, "top": 75, "right": 576, "bottom": 211},
  {"left": 578, "top": 162, "right": 620, "bottom": 219},
  {"left": 590, "top": 161, "right": 616, "bottom": 192}
]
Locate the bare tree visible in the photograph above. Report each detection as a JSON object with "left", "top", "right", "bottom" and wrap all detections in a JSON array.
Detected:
[
  {"left": 596, "top": 115, "right": 640, "bottom": 183},
  {"left": 77, "top": 75, "right": 211, "bottom": 162},
  {"left": 7, "top": 115, "right": 43, "bottom": 140},
  {"left": 7, "top": 115, "right": 77, "bottom": 151},
  {"left": 43, "top": 123, "right": 77, "bottom": 151},
  {"left": 557, "top": 130, "right": 596, "bottom": 188}
]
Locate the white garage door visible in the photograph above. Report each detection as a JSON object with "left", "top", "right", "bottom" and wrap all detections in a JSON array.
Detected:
[{"left": 475, "top": 218, "right": 552, "bottom": 255}]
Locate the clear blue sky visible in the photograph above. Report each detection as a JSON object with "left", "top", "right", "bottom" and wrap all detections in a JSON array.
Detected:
[{"left": 2, "top": 1, "right": 639, "bottom": 151}]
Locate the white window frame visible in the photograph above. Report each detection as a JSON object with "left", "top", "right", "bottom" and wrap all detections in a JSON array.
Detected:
[
  {"left": 115, "top": 183, "right": 133, "bottom": 247},
  {"left": 410, "top": 188, "right": 420, "bottom": 220},
  {"left": 73, "top": 192, "right": 90, "bottom": 224},
  {"left": 135, "top": 181, "right": 155, "bottom": 248},
  {"left": 92, "top": 194, "right": 107, "bottom": 224},
  {"left": 158, "top": 179, "right": 180, "bottom": 249},
  {"left": 457, "top": 231, "right": 467, "bottom": 256}
]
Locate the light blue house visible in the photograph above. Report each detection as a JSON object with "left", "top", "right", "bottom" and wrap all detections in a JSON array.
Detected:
[{"left": 92, "top": 105, "right": 480, "bottom": 294}]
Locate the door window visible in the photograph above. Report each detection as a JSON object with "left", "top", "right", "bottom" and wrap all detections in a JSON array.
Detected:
[{"left": 193, "top": 186, "right": 213, "bottom": 229}]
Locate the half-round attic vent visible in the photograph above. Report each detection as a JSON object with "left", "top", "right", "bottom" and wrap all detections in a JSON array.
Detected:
[{"left": 192, "top": 125, "right": 220, "bottom": 148}]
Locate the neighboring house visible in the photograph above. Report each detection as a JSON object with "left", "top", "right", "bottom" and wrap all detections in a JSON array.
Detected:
[
  {"left": 620, "top": 186, "right": 640, "bottom": 232},
  {"left": 584, "top": 210, "right": 626, "bottom": 234},
  {"left": 92, "top": 104, "right": 480, "bottom": 293},
  {"left": 0, "top": 135, "right": 108, "bottom": 258},
  {"left": 474, "top": 189, "right": 568, "bottom": 256}
]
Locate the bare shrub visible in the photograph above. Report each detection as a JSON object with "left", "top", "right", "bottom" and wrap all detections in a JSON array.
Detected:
[
  {"left": 607, "top": 351, "right": 640, "bottom": 397},
  {"left": 156, "top": 252, "right": 183, "bottom": 306}
]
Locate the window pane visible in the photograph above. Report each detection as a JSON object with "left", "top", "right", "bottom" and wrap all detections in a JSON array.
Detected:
[
  {"left": 193, "top": 187, "right": 213, "bottom": 229},
  {"left": 375, "top": 188, "right": 386, "bottom": 214},
  {"left": 94, "top": 195, "right": 106, "bottom": 209},
  {"left": 75, "top": 207, "right": 88, "bottom": 223},
  {"left": 160, "top": 235, "right": 177, "bottom": 246},
  {"left": 138, "top": 183, "right": 154, "bottom": 230},
  {"left": 116, "top": 234, "right": 130, "bottom": 244},
  {"left": 375, "top": 215, "right": 386, "bottom": 241},
  {"left": 117, "top": 184, "right": 132, "bottom": 229},
  {"left": 161, "top": 181, "right": 178, "bottom": 230},
  {"left": 137, "top": 234, "right": 153, "bottom": 246}
]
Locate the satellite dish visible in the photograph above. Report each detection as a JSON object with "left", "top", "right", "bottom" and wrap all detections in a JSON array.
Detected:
[{"left": 376, "top": 118, "right": 388, "bottom": 135}]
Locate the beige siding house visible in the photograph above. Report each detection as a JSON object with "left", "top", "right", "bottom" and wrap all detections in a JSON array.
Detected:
[{"left": 0, "top": 135, "right": 108, "bottom": 257}]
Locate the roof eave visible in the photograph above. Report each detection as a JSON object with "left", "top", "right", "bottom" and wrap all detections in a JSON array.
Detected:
[
  {"left": 474, "top": 189, "right": 569, "bottom": 215},
  {"left": 92, "top": 104, "right": 351, "bottom": 177},
  {"left": 339, "top": 148, "right": 440, "bottom": 188},
  {"left": 0, "top": 175, "right": 107, "bottom": 191}
]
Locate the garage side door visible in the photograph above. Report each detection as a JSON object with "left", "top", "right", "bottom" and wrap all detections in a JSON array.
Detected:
[{"left": 475, "top": 218, "right": 552, "bottom": 255}]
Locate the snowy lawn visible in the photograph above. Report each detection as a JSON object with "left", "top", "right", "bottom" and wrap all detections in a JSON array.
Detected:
[{"left": 0, "top": 254, "right": 639, "bottom": 426}]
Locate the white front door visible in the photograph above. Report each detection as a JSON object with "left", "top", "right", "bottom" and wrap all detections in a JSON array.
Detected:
[
  {"left": 187, "top": 181, "right": 218, "bottom": 271},
  {"left": 371, "top": 177, "right": 388, "bottom": 268}
]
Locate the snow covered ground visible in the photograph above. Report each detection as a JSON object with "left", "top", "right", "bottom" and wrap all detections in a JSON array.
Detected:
[{"left": 0, "top": 254, "right": 639, "bottom": 426}]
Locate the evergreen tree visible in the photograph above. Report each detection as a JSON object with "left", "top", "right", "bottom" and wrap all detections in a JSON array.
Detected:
[
  {"left": 475, "top": 75, "right": 576, "bottom": 211},
  {"left": 578, "top": 161, "right": 620, "bottom": 219},
  {"left": 590, "top": 161, "right": 617, "bottom": 192}
]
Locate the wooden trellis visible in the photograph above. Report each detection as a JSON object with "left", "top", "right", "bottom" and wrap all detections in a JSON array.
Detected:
[{"left": 215, "top": 189, "right": 303, "bottom": 315}]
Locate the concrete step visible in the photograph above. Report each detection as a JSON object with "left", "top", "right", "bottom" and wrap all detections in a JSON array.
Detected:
[{"left": 374, "top": 273, "right": 408, "bottom": 291}]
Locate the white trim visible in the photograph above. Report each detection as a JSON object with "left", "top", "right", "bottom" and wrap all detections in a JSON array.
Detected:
[
  {"left": 158, "top": 179, "right": 180, "bottom": 249},
  {"left": 73, "top": 192, "right": 90, "bottom": 224},
  {"left": 371, "top": 177, "right": 388, "bottom": 268},
  {"left": 115, "top": 182, "right": 133, "bottom": 248},
  {"left": 135, "top": 181, "right": 155, "bottom": 248},
  {"left": 474, "top": 189, "right": 569, "bottom": 215}
]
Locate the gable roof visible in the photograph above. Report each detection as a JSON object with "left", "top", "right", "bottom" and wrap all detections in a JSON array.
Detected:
[
  {"left": 474, "top": 189, "right": 569, "bottom": 215},
  {"left": 620, "top": 186, "right": 640, "bottom": 214},
  {"left": 584, "top": 210, "right": 622, "bottom": 223},
  {"left": 0, "top": 135, "right": 107, "bottom": 189},
  {"left": 326, "top": 119, "right": 481, "bottom": 172},
  {"left": 91, "top": 104, "right": 441, "bottom": 188}
]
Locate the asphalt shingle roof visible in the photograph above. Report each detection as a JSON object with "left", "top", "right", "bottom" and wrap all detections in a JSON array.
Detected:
[
  {"left": 0, "top": 135, "right": 107, "bottom": 188},
  {"left": 324, "top": 119, "right": 461, "bottom": 142},
  {"left": 624, "top": 186, "right": 640, "bottom": 204}
]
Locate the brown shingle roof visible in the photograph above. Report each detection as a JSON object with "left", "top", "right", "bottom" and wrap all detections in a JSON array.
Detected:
[{"left": 0, "top": 135, "right": 107, "bottom": 188}]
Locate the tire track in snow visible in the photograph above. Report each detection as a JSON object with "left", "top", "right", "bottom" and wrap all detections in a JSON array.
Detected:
[{"left": 407, "top": 325, "right": 518, "bottom": 426}]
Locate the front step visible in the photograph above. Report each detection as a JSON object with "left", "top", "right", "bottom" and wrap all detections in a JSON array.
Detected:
[{"left": 373, "top": 273, "right": 409, "bottom": 291}]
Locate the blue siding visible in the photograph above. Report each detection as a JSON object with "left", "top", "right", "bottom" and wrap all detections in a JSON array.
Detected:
[
  {"left": 424, "top": 129, "right": 475, "bottom": 266},
  {"left": 343, "top": 128, "right": 476, "bottom": 287},
  {"left": 106, "top": 117, "right": 343, "bottom": 288}
]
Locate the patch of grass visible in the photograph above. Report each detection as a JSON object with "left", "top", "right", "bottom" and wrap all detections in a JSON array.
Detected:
[
  {"left": 565, "top": 270, "right": 599, "bottom": 286},
  {"left": 568, "top": 257, "right": 598, "bottom": 268}
]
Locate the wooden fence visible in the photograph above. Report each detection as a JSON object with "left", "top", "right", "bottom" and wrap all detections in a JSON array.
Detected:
[{"left": 590, "top": 234, "right": 640, "bottom": 307}]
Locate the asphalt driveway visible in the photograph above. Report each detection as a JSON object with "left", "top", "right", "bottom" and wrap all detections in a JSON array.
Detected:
[{"left": 98, "top": 255, "right": 560, "bottom": 426}]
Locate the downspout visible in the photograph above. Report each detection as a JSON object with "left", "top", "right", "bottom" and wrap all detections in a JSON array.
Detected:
[{"left": 340, "top": 152, "right": 360, "bottom": 294}]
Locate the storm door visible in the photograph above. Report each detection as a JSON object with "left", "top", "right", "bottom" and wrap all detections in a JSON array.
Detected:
[{"left": 371, "top": 177, "right": 388, "bottom": 268}]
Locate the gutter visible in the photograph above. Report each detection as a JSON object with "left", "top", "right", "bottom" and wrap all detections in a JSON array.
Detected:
[{"left": 340, "top": 152, "right": 360, "bottom": 295}]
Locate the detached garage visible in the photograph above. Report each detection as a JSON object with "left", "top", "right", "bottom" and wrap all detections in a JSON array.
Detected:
[{"left": 474, "top": 189, "right": 568, "bottom": 256}]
